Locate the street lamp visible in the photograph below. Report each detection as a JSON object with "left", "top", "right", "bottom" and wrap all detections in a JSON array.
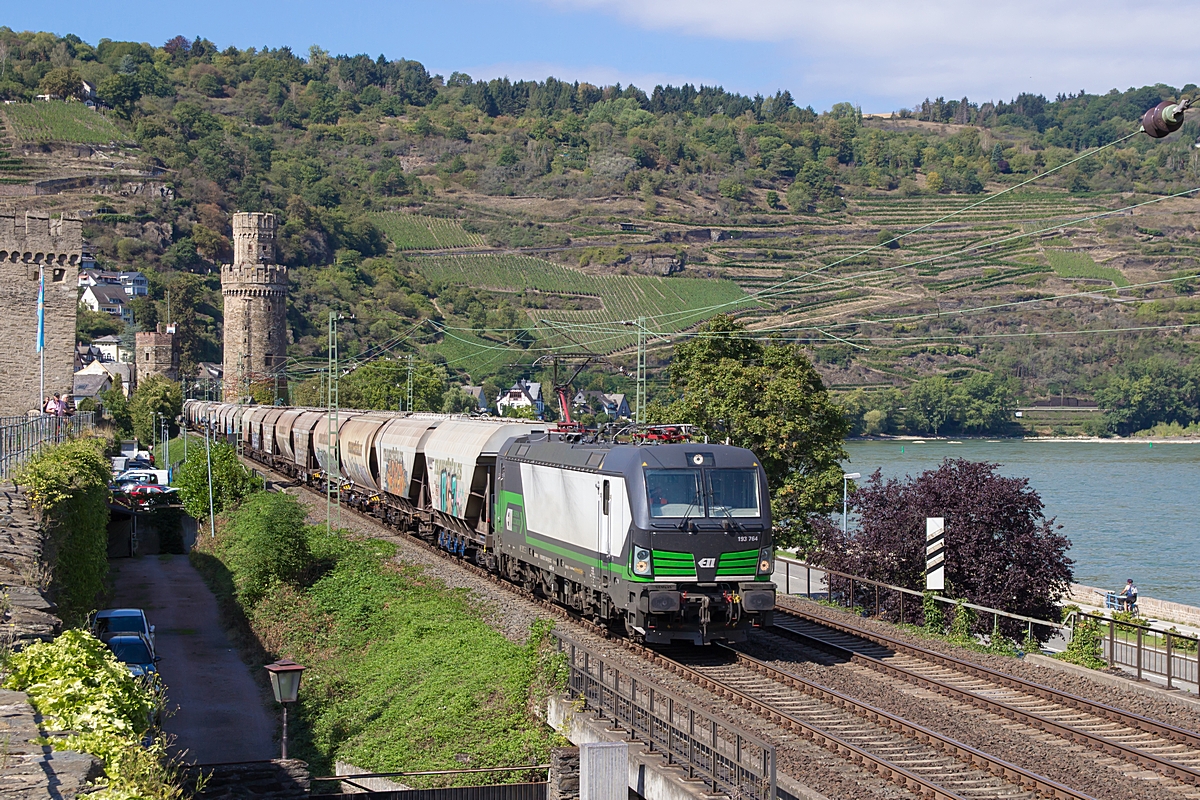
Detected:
[
  {"left": 842, "top": 472, "right": 860, "bottom": 533},
  {"left": 264, "top": 659, "right": 306, "bottom": 760}
]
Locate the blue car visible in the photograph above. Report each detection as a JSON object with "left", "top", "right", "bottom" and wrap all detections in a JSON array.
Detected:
[{"left": 106, "top": 633, "right": 159, "bottom": 679}]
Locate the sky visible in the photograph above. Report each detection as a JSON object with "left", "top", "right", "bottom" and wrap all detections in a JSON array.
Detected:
[{"left": 5, "top": 1, "right": 1198, "bottom": 112}]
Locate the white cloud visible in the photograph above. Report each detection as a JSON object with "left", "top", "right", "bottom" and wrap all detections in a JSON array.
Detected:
[{"left": 540, "top": 0, "right": 1199, "bottom": 105}]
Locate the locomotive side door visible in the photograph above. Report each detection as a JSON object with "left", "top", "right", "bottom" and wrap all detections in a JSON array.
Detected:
[{"left": 598, "top": 479, "right": 612, "bottom": 586}]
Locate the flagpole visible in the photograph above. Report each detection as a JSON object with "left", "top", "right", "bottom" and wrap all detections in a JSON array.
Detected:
[{"left": 38, "top": 267, "right": 44, "bottom": 411}]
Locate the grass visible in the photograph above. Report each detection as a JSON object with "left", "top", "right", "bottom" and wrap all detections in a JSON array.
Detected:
[
  {"left": 191, "top": 493, "right": 564, "bottom": 786},
  {"left": 2, "top": 101, "right": 128, "bottom": 144},
  {"left": 372, "top": 212, "right": 488, "bottom": 250},
  {"left": 1045, "top": 250, "right": 1129, "bottom": 287}
]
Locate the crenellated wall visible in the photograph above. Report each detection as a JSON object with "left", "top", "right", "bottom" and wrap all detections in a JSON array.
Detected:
[{"left": 0, "top": 212, "right": 81, "bottom": 414}]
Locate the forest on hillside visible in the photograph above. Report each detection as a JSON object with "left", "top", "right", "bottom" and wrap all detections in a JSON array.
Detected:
[{"left": 5, "top": 29, "right": 1200, "bottom": 435}]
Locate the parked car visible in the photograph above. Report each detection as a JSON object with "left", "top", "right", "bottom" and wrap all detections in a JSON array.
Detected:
[
  {"left": 106, "top": 633, "right": 159, "bottom": 679},
  {"left": 92, "top": 608, "right": 154, "bottom": 645},
  {"left": 124, "top": 484, "right": 179, "bottom": 509},
  {"left": 113, "top": 469, "right": 168, "bottom": 485}
]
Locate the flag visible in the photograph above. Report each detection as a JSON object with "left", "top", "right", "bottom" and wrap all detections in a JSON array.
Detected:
[{"left": 36, "top": 268, "right": 44, "bottom": 353}]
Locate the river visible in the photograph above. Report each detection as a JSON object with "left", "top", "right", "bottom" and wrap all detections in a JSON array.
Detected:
[{"left": 842, "top": 439, "right": 1200, "bottom": 607}]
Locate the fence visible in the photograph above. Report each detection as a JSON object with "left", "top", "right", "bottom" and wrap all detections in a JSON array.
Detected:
[
  {"left": 0, "top": 412, "right": 95, "bottom": 479},
  {"left": 554, "top": 632, "right": 776, "bottom": 800},
  {"left": 1078, "top": 611, "right": 1200, "bottom": 691},
  {"left": 777, "top": 556, "right": 1069, "bottom": 644}
]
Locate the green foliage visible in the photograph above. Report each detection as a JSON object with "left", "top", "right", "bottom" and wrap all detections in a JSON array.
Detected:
[
  {"left": 223, "top": 492, "right": 312, "bottom": 606},
  {"left": 13, "top": 438, "right": 111, "bottom": 626},
  {"left": 175, "top": 441, "right": 263, "bottom": 520},
  {"left": 4, "top": 629, "right": 181, "bottom": 800},
  {"left": 77, "top": 305, "right": 122, "bottom": 343},
  {"left": 1045, "top": 250, "right": 1129, "bottom": 287},
  {"left": 194, "top": 492, "right": 564, "bottom": 782},
  {"left": 1057, "top": 614, "right": 1108, "bottom": 669},
  {"left": 922, "top": 591, "right": 945, "bottom": 635},
  {"left": 1093, "top": 357, "right": 1200, "bottom": 436},
  {"left": 844, "top": 373, "right": 1016, "bottom": 437},
  {"left": 129, "top": 376, "right": 182, "bottom": 445},
  {"left": 3, "top": 101, "right": 128, "bottom": 143},
  {"left": 947, "top": 599, "right": 976, "bottom": 645},
  {"left": 100, "top": 387, "right": 133, "bottom": 437},
  {"left": 653, "top": 315, "right": 848, "bottom": 549}
]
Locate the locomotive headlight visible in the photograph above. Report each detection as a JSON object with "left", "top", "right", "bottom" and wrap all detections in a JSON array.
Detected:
[
  {"left": 633, "top": 547, "right": 652, "bottom": 576},
  {"left": 758, "top": 548, "right": 773, "bottom": 575}
]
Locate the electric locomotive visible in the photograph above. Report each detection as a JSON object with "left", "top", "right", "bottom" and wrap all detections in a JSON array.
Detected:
[{"left": 186, "top": 400, "right": 776, "bottom": 644}]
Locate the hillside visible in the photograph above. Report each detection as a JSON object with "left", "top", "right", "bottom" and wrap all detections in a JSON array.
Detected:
[{"left": 2, "top": 30, "right": 1199, "bottom": 434}]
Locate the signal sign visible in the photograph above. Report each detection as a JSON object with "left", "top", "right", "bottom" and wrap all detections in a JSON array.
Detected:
[{"left": 926, "top": 517, "right": 945, "bottom": 591}]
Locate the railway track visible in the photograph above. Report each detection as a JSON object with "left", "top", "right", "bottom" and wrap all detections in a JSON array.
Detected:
[
  {"left": 249, "top": 458, "right": 1109, "bottom": 800},
  {"left": 651, "top": 644, "right": 1090, "bottom": 800},
  {"left": 771, "top": 602, "right": 1200, "bottom": 788}
]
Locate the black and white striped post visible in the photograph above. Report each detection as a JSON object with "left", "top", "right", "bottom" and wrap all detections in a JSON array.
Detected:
[{"left": 925, "top": 517, "right": 945, "bottom": 591}]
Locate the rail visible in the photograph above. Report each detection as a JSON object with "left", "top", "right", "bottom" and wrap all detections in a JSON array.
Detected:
[
  {"left": 1077, "top": 610, "right": 1200, "bottom": 691},
  {"left": 0, "top": 412, "right": 95, "bottom": 478},
  {"left": 554, "top": 632, "right": 776, "bottom": 800},
  {"left": 777, "top": 555, "right": 1068, "bottom": 641}
]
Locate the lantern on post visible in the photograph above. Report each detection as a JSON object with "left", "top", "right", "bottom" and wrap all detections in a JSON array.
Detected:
[{"left": 264, "top": 659, "right": 305, "bottom": 760}]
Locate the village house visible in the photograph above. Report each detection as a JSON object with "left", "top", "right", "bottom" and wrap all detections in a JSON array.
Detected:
[
  {"left": 459, "top": 385, "right": 490, "bottom": 412},
  {"left": 496, "top": 379, "right": 544, "bottom": 417},
  {"left": 77, "top": 269, "right": 148, "bottom": 297},
  {"left": 80, "top": 284, "right": 132, "bottom": 322},
  {"left": 572, "top": 389, "right": 631, "bottom": 419}
]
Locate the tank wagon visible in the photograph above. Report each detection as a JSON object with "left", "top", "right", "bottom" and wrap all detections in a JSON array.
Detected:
[{"left": 184, "top": 400, "right": 776, "bottom": 644}]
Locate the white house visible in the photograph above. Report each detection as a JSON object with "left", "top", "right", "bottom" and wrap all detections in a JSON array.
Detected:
[
  {"left": 496, "top": 379, "right": 544, "bottom": 417},
  {"left": 77, "top": 269, "right": 148, "bottom": 297},
  {"left": 81, "top": 284, "right": 132, "bottom": 322},
  {"left": 91, "top": 334, "right": 134, "bottom": 365}
]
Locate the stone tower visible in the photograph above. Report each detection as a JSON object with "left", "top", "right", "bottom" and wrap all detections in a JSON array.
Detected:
[
  {"left": 135, "top": 324, "right": 179, "bottom": 383},
  {"left": 0, "top": 212, "right": 82, "bottom": 414},
  {"left": 221, "top": 212, "right": 286, "bottom": 401}
]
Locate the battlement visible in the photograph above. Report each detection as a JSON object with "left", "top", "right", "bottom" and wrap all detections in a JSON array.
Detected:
[
  {"left": 0, "top": 212, "right": 83, "bottom": 265},
  {"left": 221, "top": 262, "right": 288, "bottom": 287},
  {"left": 232, "top": 211, "right": 277, "bottom": 267}
]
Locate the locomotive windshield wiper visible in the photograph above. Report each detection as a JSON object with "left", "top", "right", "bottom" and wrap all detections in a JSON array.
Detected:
[
  {"left": 711, "top": 500, "right": 743, "bottom": 533},
  {"left": 678, "top": 501, "right": 702, "bottom": 532}
]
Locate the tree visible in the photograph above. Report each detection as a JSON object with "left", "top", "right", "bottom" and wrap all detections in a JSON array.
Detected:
[
  {"left": 812, "top": 459, "right": 1073, "bottom": 641},
  {"left": 129, "top": 375, "right": 182, "bottom": 445},
  {"left": 906, "top": 376, "right": 956, "bottom": 436},
  {"left": 100, "top": 387, "right": 132, "bottom": 436},
  {"left": 77, "top": 305, "right": 122, "bottom": 342},
  {"left": 653, "top": 315, "right": 849, "bottom": 548},
  {"left": 1094, "top": 358, "right": 1199, "bottom": 436},
  {"left": 925, "top": 171, "right": 945, "bottom": 193},
  {"left": 175, "top": 440, "right": 263, "bottom": 520},
  {"left": 956, "top": 373, "right": 1015, "bottom": 433},
  {"left": 39, "top": 66, "right": 80, "bottom": 99},
  {"left": 97, "top": 72, "right": 141, "bottom": 117}
]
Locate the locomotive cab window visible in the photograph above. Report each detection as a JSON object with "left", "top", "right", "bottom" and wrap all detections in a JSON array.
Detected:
[
  {"left": 707, "top": 469, "right": 760, "bottom": 518},
  {"left": 645, "top": 470, "right": 703, "bottom": 518}
]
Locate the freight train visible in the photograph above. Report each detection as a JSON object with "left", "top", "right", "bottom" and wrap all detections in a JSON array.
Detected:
[{"left": 184, "top": 401, "right": 776, "bottom": 644}]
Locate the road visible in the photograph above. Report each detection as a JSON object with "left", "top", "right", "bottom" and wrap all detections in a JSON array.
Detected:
[{"left": 107, "top": 555, "right": 277, "bottom": 764}]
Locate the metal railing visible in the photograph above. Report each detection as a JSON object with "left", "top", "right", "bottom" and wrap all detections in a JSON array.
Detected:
[
  {"left": 777, "top": 556, "right": 1068, "bottom": 643},
  {"left": 0, "top": 412, "right": 95, "bottom": 479},
  {"left": 1078, "top": 611, "right": 1200, "bottom": 691},
  {"left": 554, "top": 633, "right": 776, "bottom": 800}
]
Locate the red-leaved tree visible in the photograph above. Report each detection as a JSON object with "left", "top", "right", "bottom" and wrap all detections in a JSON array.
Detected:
[{"left": 812, "top": 459, "right": 1073, "bottom": 640}]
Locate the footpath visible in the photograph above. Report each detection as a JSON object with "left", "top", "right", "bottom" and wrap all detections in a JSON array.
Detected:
[{"left": 108, "top": 555, "right": 277, "bottom": 764}]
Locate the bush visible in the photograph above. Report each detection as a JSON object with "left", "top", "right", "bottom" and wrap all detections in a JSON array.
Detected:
[
  {"left": 130, "top": 376, "right": 182, "bottom": 445},
  {"left": 4, "top": 629, "right": 182, "bottom": 800},
  {"left": 13, "top": 438, "right": 111, "bottom": 626},
  {"left": 175, "top": 440, "right": 263, "bottom": 520},
  {"left": 224, "top": 492, "right": 312, "bottom": 606}
]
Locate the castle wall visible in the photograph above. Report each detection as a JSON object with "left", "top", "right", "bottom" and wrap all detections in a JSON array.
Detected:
[
  {"left": 222, "top": 213, "right": 286, "bottom": 401},
  {"left": 0, "top": 213, "right": 81, "bottom": 414}
]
